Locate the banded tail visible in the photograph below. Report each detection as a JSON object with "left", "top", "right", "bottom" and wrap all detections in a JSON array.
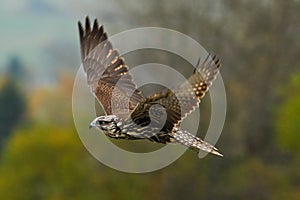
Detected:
[{"left": 173, "top": 128, "right": 223, "bottom": 157}]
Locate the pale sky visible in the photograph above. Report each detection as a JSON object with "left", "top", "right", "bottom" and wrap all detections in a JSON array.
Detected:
[{"left": 0, "top": 0, "right": 125, "bottom": 86}]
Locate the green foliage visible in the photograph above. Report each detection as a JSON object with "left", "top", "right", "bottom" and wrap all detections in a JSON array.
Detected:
[
  {"left": 276, "top": 75, "right": 300, "bottom": 153},
  {"left": 0, "top": 124, "right": 92, "bottom": 199},
  {"left": 0, "top": 123, "right": 156, "bottom": 200}
]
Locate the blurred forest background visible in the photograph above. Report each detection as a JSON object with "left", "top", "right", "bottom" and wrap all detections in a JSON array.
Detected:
[{"left": 0, "top": 0, "right": 300, "bottom": 199}]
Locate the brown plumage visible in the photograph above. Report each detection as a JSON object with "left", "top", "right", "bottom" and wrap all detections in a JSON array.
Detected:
[
  {"left": 78, "top": 17, "right": 144, "bottom": 120},
  {"left": 79, "top": 17, "right": 223, "bottom": 156}
]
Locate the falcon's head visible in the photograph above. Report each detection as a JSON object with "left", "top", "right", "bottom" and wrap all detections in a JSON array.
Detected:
[{"left": 89, "top": 115, "right": 121, "bottom": 132}]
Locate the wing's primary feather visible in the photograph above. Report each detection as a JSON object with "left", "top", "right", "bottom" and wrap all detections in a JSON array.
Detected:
[
  {"left": 130, "top": 54, "right": 221, "bottom": 132},
  {"left": 78, "top": 17, "right": 144, "bottom": 120}
]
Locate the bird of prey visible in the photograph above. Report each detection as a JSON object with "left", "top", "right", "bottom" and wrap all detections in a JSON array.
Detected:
[{"left": 78, "top": 17, "right": 223, "bottom": 156}]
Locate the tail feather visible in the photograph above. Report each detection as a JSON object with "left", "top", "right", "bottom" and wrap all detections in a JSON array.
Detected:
[{"left": 172, "top": 128, "right": 223, "bottom": 157}]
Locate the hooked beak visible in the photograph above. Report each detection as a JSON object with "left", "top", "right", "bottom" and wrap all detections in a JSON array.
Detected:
[{"left": 89, "top": 121, "right": 96, "bottom": 129}]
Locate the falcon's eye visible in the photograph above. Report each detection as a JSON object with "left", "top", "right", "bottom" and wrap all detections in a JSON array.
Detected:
[{"left": 98, "top": 120, "right": 104, "bottom": 125}]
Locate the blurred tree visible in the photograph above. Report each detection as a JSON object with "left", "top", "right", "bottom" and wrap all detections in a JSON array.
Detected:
[
  {"left": 0, "top": 123, "right": 162, "bottom": 200},
  {"left": 276, "top": 75, "right": 300, "bottom": 154},
  {"left": 6, "top": 56, "right": 27, "bottom": 82},
  {"left": 222, "top": 0, "right": 300, "bottom": 157},
  {"left": 0, "top": 79, "right": 26, "bottom": 150},
  {"left": 0, "top": 124, "right": 101, "bottom": 199}
]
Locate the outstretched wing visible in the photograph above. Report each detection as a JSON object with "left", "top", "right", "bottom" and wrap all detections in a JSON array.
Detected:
[
  {"left": 130, "top": 54, "right": 221, "bottom": 132},
  {"left": 78, "top": 17, "right": 144, "bottom": 120}
]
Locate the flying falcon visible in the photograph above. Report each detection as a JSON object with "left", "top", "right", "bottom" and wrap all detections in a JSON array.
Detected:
[{"left": 78, "top": 17, "right": 223, "bottom": 156}]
